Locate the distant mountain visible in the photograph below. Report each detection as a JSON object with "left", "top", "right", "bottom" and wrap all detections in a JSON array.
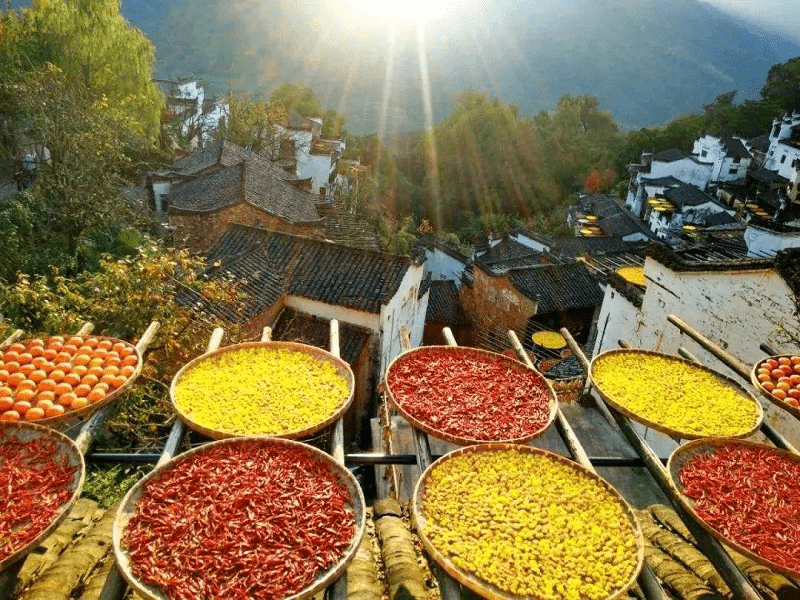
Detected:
[{"left": 12, "top": 0, "right": 800, "bottom": 135}]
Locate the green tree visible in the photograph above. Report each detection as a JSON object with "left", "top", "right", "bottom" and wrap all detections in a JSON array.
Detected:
[
  {"left": 216, "top": 92, "right": 283, "bottom": 153},
  {"left": 269, "top": 83, "right": 324, "bottom": 118}
]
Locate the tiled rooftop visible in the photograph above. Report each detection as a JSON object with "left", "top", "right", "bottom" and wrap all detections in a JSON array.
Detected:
[
  {"left": 205, "top": 224, "right": 413, "bottom": 316},
  {"left": 476, "top": 237, "right": 548, "bottom": 273},
  {"left": 425, "top": 280, "right": 469, "bottom": 325},
  {"left": 663, "top": 183, "right": 719, "bottom": 210},
  {"left": 167, "top": 160, "right": 320, "bottom": 224},
  {"left": 508, "top": 262, "right": 604, "bottom": 314}
]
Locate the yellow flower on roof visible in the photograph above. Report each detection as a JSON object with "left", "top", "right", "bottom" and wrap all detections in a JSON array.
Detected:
[
  {"left": 532, "top": 331, "right": 567, "bottom": 349},
  {"left": 616, "top": 266, "right": 646, "bottom": 287}
]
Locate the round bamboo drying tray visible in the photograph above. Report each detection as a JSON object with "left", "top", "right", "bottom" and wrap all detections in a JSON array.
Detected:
[
  {"left": 0, "top": 336, "right": 143, "bottom": 427},
  {"left": 384, "top": 345, "right": 558, "bottom": 446},
  {"left": 590, "top": 349, "right": 763, "bottom": 440},
  {"left": 411, "top": 443, "right": 644, "bottom": 600},
  {"left": 170, "top": 341, "right": 355, "bottom": 440},
  {"left": 668, "top": 438, "right": 800, "bottom": 579},
  {"left": 0, "top": 421, "right": 85, "bottom": 572},
  {"left": 113, "top": 436, "right": 366, "bottom": 600},
  {"left": 750, "top": 354, "right": 800, "bottom": 420}
]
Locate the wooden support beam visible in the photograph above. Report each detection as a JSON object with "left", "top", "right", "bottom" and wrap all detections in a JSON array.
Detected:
[
  {"left": 261, "top": 326, "right": 272, "bottom": 343},
  {"left": 1, "top": 329, "right": 24, "bottom": 347}
]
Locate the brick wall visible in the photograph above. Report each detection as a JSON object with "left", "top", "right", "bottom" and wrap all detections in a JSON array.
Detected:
[
  {"left": 170, "top": 202, "right": 323, "bottom": 252},
  {"left": 460, "top": 267, "right": 537, "bottom": 333}
]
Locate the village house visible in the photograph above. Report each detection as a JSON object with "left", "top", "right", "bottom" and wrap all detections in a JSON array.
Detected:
[
  {"left": 276, "top": 113, "right": 344, "bottom": 197},
  {"left": 417, "top": 234, "right": 469, "bottom": 286},
  {"left": 593, "top": 241, "right": 800, "bottom": 453},
  {"left": 422, "top": 280, "right": 471, "bottom": 346},
  {"left": 190, "top": 223, "right": 428, "bottom": 442},
  {"left": 156, "top": 78, "right": 229, "bottom": 149},
  {"left": 167, "top": 158, "right": 323, "bottom": 252},
  {"left": 567, "top": 193, "right": 653, "bottom": 241},
  {"left": 460, "top": 256, "right": 604, "bottom": 346},
  {"left": 644, "top": 183, "right": 736, "bottom": 240},
  {"left": 691, "top": 135, "right": 752, "bottom": 183},
  {"left": 764, "top": 112, "right": 800, "bottom": 180},
  {"left": 146, "top": 139, "right": 293, "bottom": 216}
]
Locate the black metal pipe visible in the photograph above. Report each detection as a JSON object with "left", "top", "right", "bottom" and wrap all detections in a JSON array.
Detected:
[{"left": 85, "top": 452, "right": 667, "bottom": 468}]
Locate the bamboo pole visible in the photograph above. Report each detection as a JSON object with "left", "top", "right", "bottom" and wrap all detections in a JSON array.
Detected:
[
  {"left": 1, "top": 329, "right": 23, "bottom": 347},
  {"left": 329, "top": 320, "right": 348, "bottom": 600},
  {"left": 507, "top": 331, "right": 594, "bottom": 473},
  {"left": 261, "top": 326, "right": 271, "bottom": 342},
  {"left": 560, "top": 327, "right": 766, "bottom": 600}
]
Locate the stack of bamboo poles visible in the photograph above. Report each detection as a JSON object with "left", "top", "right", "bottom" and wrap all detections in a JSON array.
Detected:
[{"left": 640, "top": 505, "right": 800, "bottom": 600}]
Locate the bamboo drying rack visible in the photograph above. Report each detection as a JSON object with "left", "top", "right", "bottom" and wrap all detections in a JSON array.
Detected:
[{"left": 3, "top": 316, "right": 797, "bottom": 600}]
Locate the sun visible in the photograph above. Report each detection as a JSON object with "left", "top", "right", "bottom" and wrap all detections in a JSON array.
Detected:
[{"left": 352, "top": 0, "right": 447, "bottom": 22}]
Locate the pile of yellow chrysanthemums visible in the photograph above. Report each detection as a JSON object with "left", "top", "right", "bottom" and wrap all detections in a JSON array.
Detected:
[
  {"left": 592, "top": 352, "right": 758, "bottom": 437},
  {"left": 174, "top": 346, "right": 349, "bottom": 436},
  {"left": 421, "top": 449, "right": 640, "bottom": 600}
]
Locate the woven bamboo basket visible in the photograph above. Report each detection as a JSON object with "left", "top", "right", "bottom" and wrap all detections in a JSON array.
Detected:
[
  {"left": 750, "top": 354, "right": 800, "bottom": 420},
  {"left": 668, "top": 437, "right": 800, "bottom": 579},
  {"left": 170, "top": 341, "right": 354, "bottom": 440},
  {"left": 384, "top": 345, "right": 558, "bottom": 446},
  {"left": 590, "top": 349, "right": 763, "bottom": 440},
  {"left": 0, "top": 421, "right": 85, "bottom": 572},
  {"left": 113, "top": 436, "right": 366, "bottom": 600},
  {"left": 411, "top": 443, "right": 644, "bottom": 600},
  {"left": 0, "top": 336, "right": 143, "bottom": 427}
]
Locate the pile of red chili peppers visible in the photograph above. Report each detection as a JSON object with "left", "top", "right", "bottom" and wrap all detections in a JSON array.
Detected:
[
  {"left": 123, "top": 440, "right": 355, "bottom": 600},
  {"left": 0, "top": 432, "right": 77, "bottom": 562},
  {"left": 680, "top": 445, "right": 800, "bottom": 573},
  {"left": 386, "top": 347, "right": 551, "bottom": 441}
]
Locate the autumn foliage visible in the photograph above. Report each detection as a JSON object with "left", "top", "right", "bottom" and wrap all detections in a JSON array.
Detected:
[{"left": 583, "top": 168, "right": 617, "bottom": 194}]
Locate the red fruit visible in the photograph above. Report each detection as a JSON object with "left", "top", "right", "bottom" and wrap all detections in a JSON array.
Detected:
[
  {"left": 794, "top": 364, "right": 800, "bottom": 374},
  {"left": 788, "top": 389, "right": 800, "bottom": 400},
  {"left": 762, "top": 381, "right": 775, "bottom": 392},
  {"left": 786, "top": 398, "right": 800, "bottom": 408},
  {"left": 791, "top": 356, "right": 800, "bottom": 365},
  {"left": 773, "top": 389, "right": 788, "bottom": 400},
  {"left": 781, "top": 365, "right": 794, "bottom": 376},
  {"left": 772, "top": 369, "right": 786, "bottom": 380},
  {"left": 789, "top": 374, "right": 800, "bottom": 386},
  {"left": 778, "top": 357, "right": 792, "bottom": 367},
  {"left": 777, "top": 381, "right": 791, "bottom": 392}
]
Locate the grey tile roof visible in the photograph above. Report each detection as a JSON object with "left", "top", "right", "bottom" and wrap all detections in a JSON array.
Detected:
[
  {"left": 170, "top": 139, "right": 249, "bottom": 176},
  {"left": 748, "top": 134, "right": 770, "bottom": 151},
  {"left": 206, "top": 224, "right": 413, "bottom": 315},
  {"left": 425, "top": 280, "right": 469, "bottom": 325},
  {"left": 507, "top": 263, "right": 604, "bottom": 314},
  {"left": 697, "top": 211, "right": 737, "bottom": 227},
  {"left": 652, "top": 148, "right": 686, "bottom": 162},
  {"left": 577, "top": 194, "right": 624, "bottom": 219},
  {"left": 749, "top": 167, "right": 789, "bottom": 186},
  {"left": 641, "top": 175, "right": 682, "bottom": 188},
  {"left": 167, "top": 161, "right": 320, "bottom": 223},
  {"left": 595, "top": 211, "right": 648, "bottom": 238},
  {"left": 476, "top": 238, "right": 547, "bottom": 273},
  {"left": 271, "top": 308, "right": 371, "bottom": 367},
  {"left": 721, "top": 136, "right": 750, "bottom": 160},
  {"left": 663, "top": 183, "right": 718, "bottom": 210},
  {"left": 542, "top": 236, "right": 643, "bottom": 259}
]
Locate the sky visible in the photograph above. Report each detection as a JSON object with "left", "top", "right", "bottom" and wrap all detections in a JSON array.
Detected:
[{"left": 699, "top": 0, "right": 800, "bottom": 42}]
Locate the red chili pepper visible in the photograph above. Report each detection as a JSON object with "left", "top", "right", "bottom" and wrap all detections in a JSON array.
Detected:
[
  {"left": 123, "top": 440, "right": 355, "bottom": 599},
  {"left": 386, "top": 347, "right": 551, "bottom": 441},
  {"left": 680, "top": 445, "right": 800, "bottom": 573},
  {"left": 0, "top": 431, "right": 78, "bottom": 562}
]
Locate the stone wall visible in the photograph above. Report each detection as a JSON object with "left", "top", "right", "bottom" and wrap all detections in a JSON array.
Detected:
[
  {"left": 170, "top": 202, "right": 322, "bottom": 252},
  {"left": 459, "top": 267, "right": 537, "bottom": 333}
]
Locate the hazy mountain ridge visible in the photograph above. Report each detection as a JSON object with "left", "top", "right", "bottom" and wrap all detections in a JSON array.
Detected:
[{"left": 13, "top": 0, "right": 800, "bottom": 135}]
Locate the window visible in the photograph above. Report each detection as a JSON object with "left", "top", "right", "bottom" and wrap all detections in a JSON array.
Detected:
[
  {"left": 732, "top": 157, "right": 741, "bottom": 164},
  {"left": 781, "top": 155, "right": 787, "bottom": 164},
  {"left": 728, "top": 168, "right": 738, "bottom": 175},
  {"left": 700, "top": 150, "right": 708, "bottom": 158}
]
